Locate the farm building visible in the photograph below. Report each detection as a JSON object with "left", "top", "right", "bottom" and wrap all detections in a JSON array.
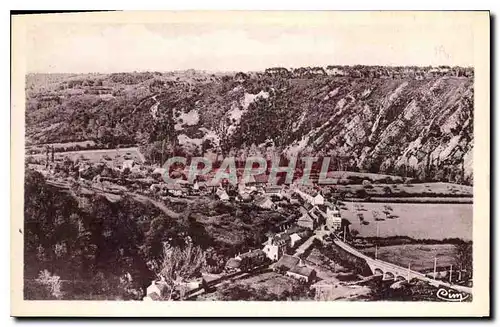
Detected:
[
  {"left": 225, "top": 258, "right": 242, "bottom": 273},
  {"left": 273, "top": 254, "right": 300, "bottom": 272},
  {"left": 262, "top": 233, "right": 290, "bottom": 261},
  {"left": 226, "top": 249, "right": 267, "bottom": 272},
  {"left": 264, "top": 185, "right": 284, "bottom": 198},
  {"left": 325, "top": 206, "right": 342, "bottom": 231},
  {"left": 143, "top": 280, "right": 169, "bottom": 301},
  {"left": 216, "top": 187, "right": 230, "bottom": 201},
  {"left": 255, "top": 196, "right": 275, "bottom": 210},
  {"left": 286, "top": 265, "right": 316, "bottom": 283},
  {"left": 289, "top": 233, "right": 302, "bottom": 248},
  {"left": 121, "top": 159, "right": 135, "bottom": 171},
  {"left": 165, "top": 183, "right": 184, "bottom": 197},
  {"left": 296, "top": 207, "right": 324, "bottom": 230}
]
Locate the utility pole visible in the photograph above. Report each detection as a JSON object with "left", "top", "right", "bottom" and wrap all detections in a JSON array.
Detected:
[
  {"left": 343, "top": 225, "right": 346, "bottom": 243},
  {"left": 433, "top": 257, "right": 437, "bottom": 279},
  {"left": 449, "top": 265, "right": 453, "bottom": 283},
  {"left": 375, "top": 245, "right": 378, "bottom": 260}
]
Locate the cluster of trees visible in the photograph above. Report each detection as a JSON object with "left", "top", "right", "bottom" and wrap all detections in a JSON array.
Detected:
[
  {"left": 25, "top": 169, "right": 282, "bottom": 299},
  {"left": 23, "top": 170, "right": 219, "bottom": 300},
  {"left": 263, "top": 65, "right": 474, "bottom": 79},
  {"left": 218, "top": 281, "right": 314, "bottom": 301}
]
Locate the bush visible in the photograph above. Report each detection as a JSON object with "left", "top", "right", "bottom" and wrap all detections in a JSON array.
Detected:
[{"left": 355, "top": 189, "right": 368, "bottom": 198}]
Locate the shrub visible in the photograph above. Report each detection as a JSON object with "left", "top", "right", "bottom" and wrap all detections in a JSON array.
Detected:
[{"left": 362, "top": 180, "right": 372, "bottom": 187}]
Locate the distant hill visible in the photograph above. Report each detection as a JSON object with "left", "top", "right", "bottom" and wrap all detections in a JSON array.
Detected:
[{"left": 25, "top": 65, "right": 474, "bottom": 184}]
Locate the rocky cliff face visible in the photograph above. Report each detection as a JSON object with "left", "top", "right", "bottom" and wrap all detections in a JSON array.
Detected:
[{"left": 25, "top": 69, "right": 474, "bottom": 184}]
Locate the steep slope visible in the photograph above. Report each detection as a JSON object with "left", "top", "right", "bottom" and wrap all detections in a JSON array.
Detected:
[{"left": 25, "top": 68, "right": 474, "bottom": 184}]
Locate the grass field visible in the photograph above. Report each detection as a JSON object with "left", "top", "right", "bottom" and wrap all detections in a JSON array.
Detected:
[
  {"left": 334, "top": 182, "right": 473, "bottom": 198},
  {"left": 27, "top": 140, "right": 97, "bottom": 152},
  {"left": 28, "top": 147, "right": 145, "bottom": 167},
  {"left": 361, "top": 244, "right": 458, "bottom": 272},
  {"left": 321, "top": 171, "right": 406, "bottom": 184},
  {"left": 340, "top": 202, "right": 472, "bottom": 241}
]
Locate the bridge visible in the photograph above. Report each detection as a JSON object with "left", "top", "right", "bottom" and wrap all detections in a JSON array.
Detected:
[{"left": 332, "top": 238, "right": 473, "bottom": 294}]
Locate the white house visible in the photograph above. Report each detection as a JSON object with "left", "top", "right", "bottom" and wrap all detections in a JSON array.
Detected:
[
  {"left": 262, "top": 233, "right": 290, "bottom": 261},
  {"left": 312, "top": 193, "right": 325, "bottom": 205},
  {"left": 216, "top": 187, "right": 230, "bottom": 201},
  {"left": 289, "top": 233, "right": 302, "bottom": 248},
  {"left": 143, "top": 280, "right": 168, "bottom": 301},
  {"left": 122, "top": 159, "right": 135, "bottom": 171},
  {"left": 326, "top": 206, "right": 342, "bottom": 231},
  {"left": 255, "top": 196, "right": 275, "bottom": 210}
]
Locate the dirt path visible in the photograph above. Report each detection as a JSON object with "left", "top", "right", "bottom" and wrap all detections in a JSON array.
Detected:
[
  {"left": 294, "top": 228, "right": 329, "bottom": 257},
  {"left": 129, "top": 192, "right": 181, "bottom": 219}
]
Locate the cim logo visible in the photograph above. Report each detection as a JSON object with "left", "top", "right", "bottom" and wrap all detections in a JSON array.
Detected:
[{"left": 436, "top": 288, "right": 470, "bottom": 302}]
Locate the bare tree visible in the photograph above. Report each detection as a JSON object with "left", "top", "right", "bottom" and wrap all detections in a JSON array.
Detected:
[{"left": 156, "top": 242, "right": 206, "bottom": 300}]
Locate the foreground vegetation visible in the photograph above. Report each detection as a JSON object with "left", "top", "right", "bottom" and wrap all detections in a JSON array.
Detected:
[{"left": 23, "top": 169, "right": 291, "bottom": 300}]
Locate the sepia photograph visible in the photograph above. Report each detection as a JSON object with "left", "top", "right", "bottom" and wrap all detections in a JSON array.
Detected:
[{"left": 10, "top": 10, "right": 490, "bottom": 317}]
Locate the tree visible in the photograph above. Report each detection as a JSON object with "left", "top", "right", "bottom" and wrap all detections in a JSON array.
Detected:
[
  {"left": 154, "top": 243, "right": 205, "bottom": 300},
  {"left": 373, "top": 211, "right": 384, "bottom": 221},
  {"left": 454, "top": 241, "right": 473, "bottom": 281},
  {"left": 350, "top": 229, "right": 360, "bottom": 238},
  {"left": 36, "top": 270, "right": 63, "bottom": 299}
]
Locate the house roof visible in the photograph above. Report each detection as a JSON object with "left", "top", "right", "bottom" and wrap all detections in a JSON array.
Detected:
[
  {"left": 226, "top": 258, "right": 241, "bottom": 269},
  {"left": 289, "top": 265, "right": 315, "bottom": 277},
  {"left": 148, "top": 280, "right": 168, "bottom": 296},
  {"left": 298, "top": 213, "right": 315, "bottom": 223},
  {"left": 308, "top": 208, "right": 321, "bottom": 221},
  {"left": 313, "top": 192, "right": 324, "bottom": 198},
  {"left": 284, "top": 225, "right": 305, "bottom": 235},
  {"left": 275, "top": 254, "right": 300, "bottom": 270},
  {"left": 317, "top": 204, "right": 328, "bottom": 213},
  {"left": 240, "top": 249, "right": 266, "bottom": 260},
  {"left": 216, "top": 188, "right": 229, "bottom": 198},
  {"left": 147, "top": 292, "right": 161, "bottom": 301},
  {"left": 303, "top": 202, "right": 314, "bottom": 211},
  {"left": 255, "top": 196, "right": 273, "bottom": 206},
  {"left": 265, "top": 186, "right": 283, "bottom": 193},
  {"left": 253, "top": 173, "right": 269, "bottom": 184},
  {"left": 273, "top": 233, "right": 291, "bottom": 245},
  {"left": 203, "top": 179, "right": 221, "bottom": 187}
]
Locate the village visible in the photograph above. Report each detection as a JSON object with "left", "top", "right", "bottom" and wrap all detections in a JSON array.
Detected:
[
  {"left": 26, "top": 146, "right": 364, "bottom": 301},
  {"left": 143, "top": 180, "right": 347, "bottom": 301},
  {"left": 26, "top": 145, "right": 473, "bottom": 301}
]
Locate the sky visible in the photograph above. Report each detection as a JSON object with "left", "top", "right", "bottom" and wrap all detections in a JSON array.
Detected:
[{"left": 21, "top": 12, "right": 476, "bottom": 73}]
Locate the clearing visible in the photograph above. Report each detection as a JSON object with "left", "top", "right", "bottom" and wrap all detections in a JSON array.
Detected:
[
  {"left": 361, "top": 243, "right": 458, "bottom": 273},
  {"left": 27, "top": 147, "right": 145, "bottom": 167},
  {"left": 340, "top": 201, "right": 472, "bottom": 241}
]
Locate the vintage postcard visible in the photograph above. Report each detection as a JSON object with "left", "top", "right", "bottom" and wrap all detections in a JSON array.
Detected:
[{"left": 11, "top": 11, "right": 490, "bottom": 317}]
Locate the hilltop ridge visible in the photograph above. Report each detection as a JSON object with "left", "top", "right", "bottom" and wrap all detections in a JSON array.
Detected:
[{"left": 25, "top": 65, "right": 474, "bottom": 185}]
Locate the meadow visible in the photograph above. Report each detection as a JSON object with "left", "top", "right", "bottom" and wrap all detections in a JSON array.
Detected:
[
  {"left": 340, "top": 201, "right": 472, "bottom": 241},
  {"left": 361, "top": 244, "right": 458, "bottom": 272},
  {"left": 28, "top": 147, "right": 145, "bottom": 167}
]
